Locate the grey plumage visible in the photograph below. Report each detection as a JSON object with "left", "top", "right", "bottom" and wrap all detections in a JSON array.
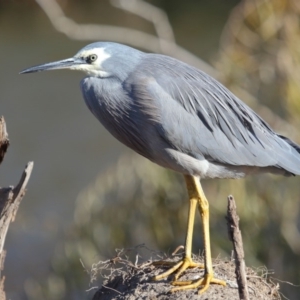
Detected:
[
  {"left": 21, "top": 42, "right": 300, "bottom": 179},
  {"left": 79, "top": 42, "right": 300, "bottom": 179}
]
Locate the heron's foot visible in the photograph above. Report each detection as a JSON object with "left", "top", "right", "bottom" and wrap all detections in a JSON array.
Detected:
[
  {"left": 171, "top": 272, "right": 226, "bottom": 294},
  {"left": 152, "top": 256, "right": 203, "bottom": 281}
]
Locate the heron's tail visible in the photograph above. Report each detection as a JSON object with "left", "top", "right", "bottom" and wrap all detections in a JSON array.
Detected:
[
  {"left": 275, "top": 134, "right": 300, "bottom": 176},
  {"left": 278, "top": 135, "right": 300, "bottom": 154}
]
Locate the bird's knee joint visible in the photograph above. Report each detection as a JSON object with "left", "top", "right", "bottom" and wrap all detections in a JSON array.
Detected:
[{"left": 198, "top": 198, "right": 209, "bottom": 209}]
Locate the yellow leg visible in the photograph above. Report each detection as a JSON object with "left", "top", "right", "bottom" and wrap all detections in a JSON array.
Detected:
[
  {"left": 153, "top": 175, "right": 226, "bottom": 294},
  {"left": 153, "top": 186, "right": 202, "bottom": 280}
]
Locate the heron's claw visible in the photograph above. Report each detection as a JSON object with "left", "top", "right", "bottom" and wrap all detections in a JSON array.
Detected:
[
  {"left": 152, "top": 256, "right": 203, "bottom": 281},
  {"left": 171, "top": 273, "right": 226, "bottom": 294},
  {"left": 152, "top": 257, "right": 226, "bottom": 293}
]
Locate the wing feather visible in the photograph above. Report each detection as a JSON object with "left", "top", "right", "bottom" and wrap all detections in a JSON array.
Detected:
[{"left": 126, "top": 54, "right": 300, "bottom": 174}]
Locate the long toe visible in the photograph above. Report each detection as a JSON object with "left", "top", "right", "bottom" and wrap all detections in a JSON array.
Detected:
[
  {"left": 171, "top": 273, "right": 226, "bottom": 293},
  {"left": 153, "top": 256, "right": 203, "bottom": 281}
]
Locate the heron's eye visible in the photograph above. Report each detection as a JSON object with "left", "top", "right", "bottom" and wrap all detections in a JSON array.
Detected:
[{"left": 86, "top": 54, "right": 98, "bottom": 63}]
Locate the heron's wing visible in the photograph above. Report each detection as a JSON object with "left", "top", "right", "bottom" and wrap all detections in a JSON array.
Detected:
[{"left": 127, "top": 57, "right": 300, "bottom": 173}]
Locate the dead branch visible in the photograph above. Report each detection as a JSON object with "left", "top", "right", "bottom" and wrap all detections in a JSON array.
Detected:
[
  {"left": 0, "top": 162, "right": 34, "bottom": 269},
  {"left": 111, "top": 0, "right": 175, "bottom": 52},
  {"left": 226, "top": 195, "right": 249, "bottom": 300},
  {"left": 0, "top": 118, "right": 34, "bottom": 299}
]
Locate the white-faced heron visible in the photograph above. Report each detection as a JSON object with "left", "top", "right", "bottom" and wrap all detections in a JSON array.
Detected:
[{"left": 20, "top": 42, "right": 300, "bottom": 294}]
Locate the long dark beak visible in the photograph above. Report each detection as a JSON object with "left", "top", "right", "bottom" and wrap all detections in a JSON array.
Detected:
[{"left": 20, "top": 57, "right": 84, "bottom": 74}]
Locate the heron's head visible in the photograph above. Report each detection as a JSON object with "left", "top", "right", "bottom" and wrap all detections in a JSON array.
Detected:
[{"left": 20, "top": 42, "right": 143, "bottom": 80}]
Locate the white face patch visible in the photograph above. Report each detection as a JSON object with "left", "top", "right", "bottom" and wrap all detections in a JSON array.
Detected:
[{"left": 72, "top": 47, "right": 111, "bottom": 77}]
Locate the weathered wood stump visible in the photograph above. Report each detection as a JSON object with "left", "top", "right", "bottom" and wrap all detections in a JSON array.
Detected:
[{"left": 0, "top": 116, "right": 33, "bottom": 299}]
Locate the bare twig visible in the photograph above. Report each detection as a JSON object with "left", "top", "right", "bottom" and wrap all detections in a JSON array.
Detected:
[
  {"left": 0, "top": 119, "right": 34, "bottom": 299},
  {"left": 111, "top": 0, "right": 175, "bottom": 52},
  {"left": 226, "top": 195, "right": 249, "bottom": 300},
  {"left": 0, "top": 162, "right": 34, "bottom": 299},
  {"left": 271, "top": 277, "right": 300, "bottom": 287},
  {"left": 171, "top": 245, "right": 184, "bottom": 256},
  {"left": 102, "top": 284, "right": 123, "bottom": 295},
  {"left": 0, "top": 162, "right": 34, "bottom": 254}
]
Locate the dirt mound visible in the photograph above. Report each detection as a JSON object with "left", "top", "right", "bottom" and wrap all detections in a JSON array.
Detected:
[{"left": 92, "top": 254, "right": 280, "bottom": 300}]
